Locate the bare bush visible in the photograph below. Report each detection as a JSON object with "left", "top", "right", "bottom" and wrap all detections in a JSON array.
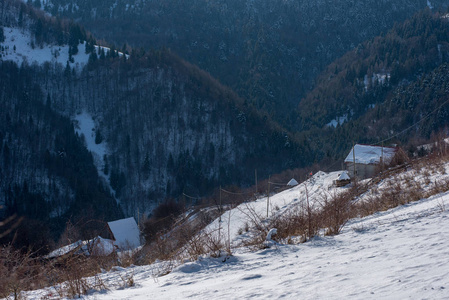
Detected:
[
  {"left": 320, "top": 192, "right": 353, "bottom": 236},
  {"left": 0, "top": 245, "right": 42, "bottom": 299}
]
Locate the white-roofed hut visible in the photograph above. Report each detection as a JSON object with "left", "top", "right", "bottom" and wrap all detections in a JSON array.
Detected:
[
  {"left": 287, "top": 178, "right": 299, "bottom": 186},
  {"left": 344, "top": 144, "right": 397, "bottom": 179},
  {"left": 107, "top": 217, "right": 141, "bottom": 250},
  {"left": 334, "top": 171, "right": 351, "bottom": 187}
]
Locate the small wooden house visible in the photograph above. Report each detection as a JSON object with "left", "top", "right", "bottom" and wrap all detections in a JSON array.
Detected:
[
  {"left": 107, "top": 217, "right": 141, "bottom": 250},
  {"left": 344, "top": 144, "right": 397, "bottom": 179},
  {"left": 287, "top": 178, "right": 299, "bottom": 186},
  {"left": 334, "top": 171, "right": 351, "bottom": 187}
]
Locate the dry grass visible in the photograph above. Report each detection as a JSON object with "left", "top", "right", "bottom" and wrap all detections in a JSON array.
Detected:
[
  {"left": 0, "top": 242, "right": 141, "bottom": 299},
  {"left": 246, "top": 153, "right": 449, "bottom": 249}
]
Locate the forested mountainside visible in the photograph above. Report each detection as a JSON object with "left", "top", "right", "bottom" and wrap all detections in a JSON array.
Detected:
[
  {"left": 36, "top": 0, "right": 449, "bottom": 129},
  {"left": 0, "top": 61, "right": 123, "bottom": 254},
  {"left": 44, "top": 51, "right": 306, "bottom": 216},
  {"left": 294, "top": 10, "right": 449, "bottom": 161},
  {"left": 0, "top": 0, "right": 123, "bottom": 253},
  {"left": 0, "top": 0, "right": 306, "bottom": 250}
]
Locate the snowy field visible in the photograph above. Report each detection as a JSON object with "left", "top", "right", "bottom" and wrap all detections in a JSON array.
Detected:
[{"left": 20, "top": 170, "right": 449, "bottom": 299}]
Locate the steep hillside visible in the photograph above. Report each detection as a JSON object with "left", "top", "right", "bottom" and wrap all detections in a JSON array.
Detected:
[
  {"left": 0, "top": 1, "right": 125, "bottom": 254},
  {"left": 14, "top": 153, "right": 449, "bottom": 299},
  {"left": 40, "top": 50, "right": 307, "bottom": 216},
  {"left": 0, "top": 60, "right": 122, "bottom": 253},
  {"left": 0, "top": 1, "right": 307, "bottom": 222},
  {"left": 295, "top": 10, "right": 449, "bottom": 161},
  {"left": 36, "top": 0, "right": 449, "bottom": 128}
]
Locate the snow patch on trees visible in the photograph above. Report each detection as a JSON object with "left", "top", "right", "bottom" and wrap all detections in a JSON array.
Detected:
[{"left": 0, "top": 27, "right": 89, "bottom": 69}]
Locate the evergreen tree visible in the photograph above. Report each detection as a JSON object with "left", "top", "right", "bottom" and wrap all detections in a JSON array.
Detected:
[
  {"left": 95, "top": 128, "right": 103, "bottom": 144},
  {"left": 0, "top": 27, "right": 4, "bottom": 43}
]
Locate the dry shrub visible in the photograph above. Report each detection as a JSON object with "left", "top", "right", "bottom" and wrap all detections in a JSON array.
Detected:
[
  {"left": 320, "top": 192, "right": 353, "bottom": 236},
  {"left": 139, "top": 206, "right": 227, "bottom": 276},
  {"left": 51, "top": 254, "right": 112, "bottom": 298},
  {"left": 0, "top": 241, "right": 141, "bottom": 299},
  {"left": 0, "top": 245, "right": 44, "bottom": 299},
  {"left": 268, "top": 208, "right": 310, "bottom": 242},
  {"left": 184, "top": 229, "right": 223, "bottom": 261}
]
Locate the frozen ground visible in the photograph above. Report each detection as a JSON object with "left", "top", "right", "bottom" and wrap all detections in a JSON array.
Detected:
[{"left": 21, "top": 169, "right": 449, "bottom": 299}]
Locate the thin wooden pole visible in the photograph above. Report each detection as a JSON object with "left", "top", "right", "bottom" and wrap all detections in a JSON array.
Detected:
[
  {"left": 267, "top": 175, "right": 270, "bottom": 218},
  {"left": 219, "top": 185, "right": 222, "bottom": 241},
  {"left": 353, "top": 142, "right": 356, "bottom": 179},
  {"left": 255, "top": 169, "right": 258, "bottom": 195},
  {"left": 381, "top": 142, "right": 384, "bottom": 172}
]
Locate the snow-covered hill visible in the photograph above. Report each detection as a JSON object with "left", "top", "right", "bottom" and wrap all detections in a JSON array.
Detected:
[
  {"left": 0, "top": 26, "right": 89, "bottom": 68},
  {"left": 0, "top": 26, "right": 127, "bottom": 69},
  {"left": 17, "top": 161, "right": 449, "bottom": 299}
]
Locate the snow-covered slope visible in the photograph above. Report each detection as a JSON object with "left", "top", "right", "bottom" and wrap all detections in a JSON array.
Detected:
[
  {"left": 19, "top": 163, "right": 449, "bottom": 299},
  {"left": 24, "top": 180, "right": 449, "bottom": 299},
  {"left": 0, "top": 26, "right": 128, "bottom": 69},
  {"left": 0, "top": 27, "right": 89, "bottom": 68},
  {"left": 73, "top": 112, "right": 115, "bottom": 197},
  {"left": 205, "top": 171, "right": 347, "bottom": 248}
]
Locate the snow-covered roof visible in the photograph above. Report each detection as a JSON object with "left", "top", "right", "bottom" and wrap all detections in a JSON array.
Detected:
[
  {"left": 108, "top": 217, "right": 141, "bottom": 250},
  {"left": 338, "top": 172, "right": 351, "bottom": 181},
  {"left": 45, "top": 236, "right": 115, "bottom": 259},
  {"left": 45, "top": 240, "right": 87, "bottom": 259},
  {"left": 344, "top": 144, "right": 396, "bottom": 165},
  {"left": 287, "top": 178, "right": 299, "bottom": 186},
  {"left": 90, "top": 236, "right": 115, "bottom": 256}
]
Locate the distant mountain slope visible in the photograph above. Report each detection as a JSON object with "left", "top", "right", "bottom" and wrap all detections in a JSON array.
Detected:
[
  {"left": 299, "top": 10, "right": 449, "bottom": 129},
  {"left": 0, "top": 60, "right": 122, "bottom": 253},
  {"left": 0, "top": 1, "right": 122, "bottom": 252},
  {"left": 0, "top": 1, "right": 308, "bottom": 221},
  {"left": 38, "top": 0, "right": 449, "bottom": 128},
  {"left": 295, "top": 10, "right": 449, "bottom": 160},
  {"left": 363, "top": 62, "right": 449, "bottom": 142},
  {"left": 41, "top": 50, "right": 308, "bottom": 216}
]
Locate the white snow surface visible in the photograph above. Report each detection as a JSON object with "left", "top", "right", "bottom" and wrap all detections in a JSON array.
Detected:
[
  {"left": 344, "top": 144, "right": 396, "bottom": 165},
  {"left": 204, "top": 171, "right": 345, "bottom": 249},
  {"left": 73, "top": 112, "right": 107, "bottom": 169},
  {"left": 24, "top": 182, "right": 449, "bottom": 299},
  {"left": 45, "top": 237, "right": 115, "bottom": 259},
  {"left": 0, "top": 26, "right": 128, "bottom": 70},
  {"left": 45, "top": 240, "right": 87, "bottom": 259},
  {"left": 0, "top": 27, "right": 89, "bottom": 69},
  {"left": 72, "top": 112, "right": 116, "bottom": 198},
  {"left": 327, "top": 114, "right": 348, "bottom": 128}
]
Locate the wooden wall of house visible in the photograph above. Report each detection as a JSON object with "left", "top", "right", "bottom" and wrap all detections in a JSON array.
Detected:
[{"left": 345, "top": 162, "right": 377, "bottom": 179}]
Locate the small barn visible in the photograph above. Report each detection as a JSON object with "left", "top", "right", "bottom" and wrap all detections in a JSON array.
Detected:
[
  {"left": 334, "top": 171, "right": 351, "bottom": 187},
  {"left": 287, "top": 178, "right": 299, "bottom": 186},
  {"left": 107, "top": 217, "right": 141, "bottom": 250},
  {"left": 45, "top": 236, "right": 115, "bottom": 262},
  {"left": 344, "top": 144, "right": 397, "bottom": 179}
]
